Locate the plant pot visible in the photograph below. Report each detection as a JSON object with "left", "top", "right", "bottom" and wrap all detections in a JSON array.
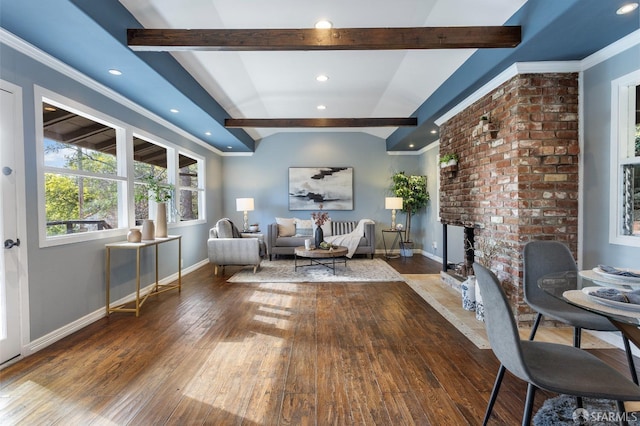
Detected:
[
  {"left": 155, "top": 202, "right": 168, "bottom": 238},
  {"left": 400, "top": 241, "right": 414, "bottom": 257},
  {"left": 461, "top": 275, "right": 476, "bottom": 311},
  {"left": 447, "top": 159, "right": 458, "bottom": 167}
]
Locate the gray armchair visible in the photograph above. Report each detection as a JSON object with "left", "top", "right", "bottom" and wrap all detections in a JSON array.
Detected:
[{"left": 207, "top": 218, "right": 262, "bottom": 275}]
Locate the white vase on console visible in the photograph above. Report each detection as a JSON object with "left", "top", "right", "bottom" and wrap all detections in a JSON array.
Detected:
[
  {"left": 141, "top": 219, "right": 155, "bottom": 240},
  {"left": 156, "top": 202, "right": 168, "bottom": 238}
]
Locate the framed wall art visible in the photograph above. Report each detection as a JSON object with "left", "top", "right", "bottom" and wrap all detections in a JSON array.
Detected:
[{"left": 288, "top": 167, "right": 353, "bottom": 210}]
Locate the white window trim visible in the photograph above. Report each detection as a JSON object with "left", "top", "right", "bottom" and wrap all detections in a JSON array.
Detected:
[
  {"left": 35, "top": 87, "right": 206, "bottom": 247},
  {"left": 35, "top": 86, "right": 128, "bottom": 247},
  {"left": 609, "top": 69, "right": 640, "bottom": 247},
  {"left": 175, "top": 150, "right": 206, "bottom": 225}
]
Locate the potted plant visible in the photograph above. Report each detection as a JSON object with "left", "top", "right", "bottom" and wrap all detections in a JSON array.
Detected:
[
  {"left": 391, "top": 172, "right": 429, "bottom": 256},
  {"left": 136, "top": 174, "right": 174, "bottom": 238},
  {"left": 440, "top": 153, "right": 458, "bottom": 167}
]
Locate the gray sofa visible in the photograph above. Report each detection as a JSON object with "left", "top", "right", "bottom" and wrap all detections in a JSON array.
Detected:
[{"left": 267, "top": 220, "right": 375, "bottom": 259}]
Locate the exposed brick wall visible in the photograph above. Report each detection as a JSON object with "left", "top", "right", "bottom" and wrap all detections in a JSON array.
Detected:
[{"left": 440, "top": 73, "right": 579, "bottom": 324}]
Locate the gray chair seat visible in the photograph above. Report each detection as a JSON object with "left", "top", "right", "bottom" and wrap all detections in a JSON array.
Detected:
[{"left": 528, "top": 295, "right": 619, "bottom": 331}]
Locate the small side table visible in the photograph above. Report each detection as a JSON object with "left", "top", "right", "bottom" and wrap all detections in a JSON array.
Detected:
[
  {"left": 105, "top": 235, "right": 182, "bottom": 317},
  {"left": 382, "top": 229, "right": 404, "bottom": 259}
]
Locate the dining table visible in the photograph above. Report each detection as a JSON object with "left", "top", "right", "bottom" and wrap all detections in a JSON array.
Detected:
[{"left": 538, "top": 268, "right": 640, "bottom": 350}]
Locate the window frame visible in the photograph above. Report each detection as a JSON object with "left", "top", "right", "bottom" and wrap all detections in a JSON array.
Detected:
[
  {"left": 36, "top": 87, "right": 127, "bottom": 247},
  {"left": 609, "top": 69, "right": 640, "bottom": 247},
  {"left": 175, "top": 150, "right": 206, "bottom": 224},
  {"left": 35, "top": 86, "right": 206, "bottom": 247}
]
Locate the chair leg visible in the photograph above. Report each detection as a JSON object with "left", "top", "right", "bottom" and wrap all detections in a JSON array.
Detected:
[
  {"left": 573, "top": 327, "right": 582, "bottom": 348},
  {"left": 482, "top": 364, "right": 506, "bottom": 426},
  {"left": 528, "top": 313, "right": 543, "bottom": 340},
  {"left": 622, "top": 336, "right": 638, "bottom": 385},
  {"left": 573, "top": 328, "right": 584, "bottom": 408},
  {"left": 522, "top": 383, "right": 536, "bottom": 426}
]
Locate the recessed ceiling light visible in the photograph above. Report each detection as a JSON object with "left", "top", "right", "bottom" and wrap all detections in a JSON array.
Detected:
[
  {"left": 409, "top": 144, "right": 415, "bottom": 148},
  {"left": 170, "top": 108, "right": 179, "bottom": 113},
  {"left": 205, "top": 131, "right": 212, "bottom": 136},
  {"left": 317, "top": 104, "right": 327, "bottom": 110},
  {"left": 430, "top": 130, "right": 437, "bottom": 134},
  {"left": 617, "top": 2, "right": 638, "bottom": 14},
  {"left": 108, "top": 69, "right": 122, "bottom": 76},
  {"left": 316, "top": 74, "right": 329, "bottom": 82},
  {"left": 315, "top": 20, "right": 333, "bottom": 29},
  {"left": 227, "top": 146, "right": 233, "bottom": 149}
]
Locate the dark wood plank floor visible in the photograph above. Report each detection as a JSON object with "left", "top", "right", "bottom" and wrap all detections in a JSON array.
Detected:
[{"left": 0, "top": 255, "right": 634, "bottom": 425}]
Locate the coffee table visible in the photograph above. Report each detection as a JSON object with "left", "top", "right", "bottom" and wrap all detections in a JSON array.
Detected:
[{"left": 294, "top": 245, "right": 348, "bottom": 275}]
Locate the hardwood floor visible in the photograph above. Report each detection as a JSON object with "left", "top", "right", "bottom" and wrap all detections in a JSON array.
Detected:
[{"left": 0, "top": 255, "right": 634, "bottom": 425}]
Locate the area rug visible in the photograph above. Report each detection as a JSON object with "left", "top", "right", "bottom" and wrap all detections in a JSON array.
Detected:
[
  {"left": 534, "top": 394, "right": 639, "bottom": 425},
  {"left": 227, "top": 258, "right": 405, "bottom": 283}
]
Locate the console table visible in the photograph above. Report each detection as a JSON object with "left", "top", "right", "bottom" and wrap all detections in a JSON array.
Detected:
[{"left": 105, "top": 235, "right": 181, "bottom": 317}]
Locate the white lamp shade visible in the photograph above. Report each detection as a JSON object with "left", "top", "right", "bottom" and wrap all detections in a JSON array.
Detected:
[
  {"left": 385, "top": 197, "right": 403, "bottom": 210},
  {"left": 236, "top": 198, "right": 255, "bottom": 211}
]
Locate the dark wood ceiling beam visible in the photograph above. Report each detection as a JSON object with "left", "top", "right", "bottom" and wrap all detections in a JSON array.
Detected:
[
  {"left": 128, "top": 26, "right": 521, "bottom": 51},
  {"left": 224, "top": 117, "right": 417, "bottom": 128}
]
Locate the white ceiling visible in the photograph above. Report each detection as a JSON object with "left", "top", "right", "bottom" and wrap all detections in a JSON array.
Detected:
[{"left": 119, "top": 0, "right": 527, "bottom": 141}]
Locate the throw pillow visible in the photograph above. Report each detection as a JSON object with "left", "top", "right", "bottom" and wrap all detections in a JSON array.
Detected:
[
  {"left": 312, "top": 219, "right": 332, "bottom": 237},
  {"left": 294, "top": 218, "right": 313, "bottom": 236},
  {"left": 275, "top": 217, "right": 296, "bottom": 237}
]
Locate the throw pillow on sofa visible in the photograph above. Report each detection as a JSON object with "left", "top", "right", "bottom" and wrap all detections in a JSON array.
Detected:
[
  {"left": 275, "top": 217, "right": 296, "bottom": 237},
  {"left": 294, "top": 218, "right": 313, "bottom": 236}
]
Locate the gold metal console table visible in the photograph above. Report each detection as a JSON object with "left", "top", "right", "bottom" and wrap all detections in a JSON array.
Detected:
[{"left": 105, "top": 235, "right": 181, "bottom": 317}]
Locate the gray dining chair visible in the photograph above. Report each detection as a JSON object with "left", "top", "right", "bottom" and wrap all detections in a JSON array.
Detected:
[
  {"left": 482, "top": 241, "right": 638, "bottom": 425},
  {"left": 474, "top": 262, "right": 640, "bottom": 426}
]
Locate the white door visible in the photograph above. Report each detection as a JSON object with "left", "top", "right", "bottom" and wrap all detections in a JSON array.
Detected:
[{"left": 1, "top": 86, "right": 22, "bottom": 365}]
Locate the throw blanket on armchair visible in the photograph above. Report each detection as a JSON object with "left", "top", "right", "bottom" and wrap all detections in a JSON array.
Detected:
[{"left": 326, "top": 219, "right": 374, "bottom": 258}]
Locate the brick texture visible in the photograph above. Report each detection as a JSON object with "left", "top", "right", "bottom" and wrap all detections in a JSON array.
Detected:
[{"left": 440, "top": 73, "right": 579, "bottom": 324}]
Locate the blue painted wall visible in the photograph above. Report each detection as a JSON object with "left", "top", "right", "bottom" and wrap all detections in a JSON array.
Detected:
[
  {"left": 221, "top": 132, "right": 425, "bottom": 244},
  {"left": 582, "top": 43, "right": 640, "bottom": 268}
]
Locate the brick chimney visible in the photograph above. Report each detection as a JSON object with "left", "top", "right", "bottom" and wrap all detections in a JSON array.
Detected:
[{"left": 439, "top": 73, "right": 579, "bottom": 325}]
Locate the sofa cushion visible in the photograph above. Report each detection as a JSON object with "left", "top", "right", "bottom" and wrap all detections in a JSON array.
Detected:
[
  {"left": 276, "top": 217, "right": 296, "bottom": 237},
  {"left": 332, "top": 220, "right": 357, "bottom": 235},
  {"left": 294, "top": 218, "right": 313, "bottom": 236},
  {"left": 312, "top": 219, "right": 332, "bottom": 237}
]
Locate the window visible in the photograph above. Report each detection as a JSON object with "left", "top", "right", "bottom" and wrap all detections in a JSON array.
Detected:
[
  {"left": 36, "top": 87, "right": 205, "bottom": 246},
  {"left": 610, "top": 71, "right": 640, "bottom": 246},
  {"left": 177, "top": 152, "right": 204, "bottom": 221},
  {"left": 133, "top": 135, "right": 172, "bottom": 225},
  {"left": 39, "top": 96, "right": 126, "bottom": 245}
]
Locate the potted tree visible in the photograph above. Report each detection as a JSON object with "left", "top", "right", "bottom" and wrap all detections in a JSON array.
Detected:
[{"left": 391, "top": 172, "right": 429, "bottom": 256}]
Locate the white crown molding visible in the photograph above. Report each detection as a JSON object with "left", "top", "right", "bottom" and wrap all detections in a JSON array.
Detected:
[
  {"left": 0, "top": 28, "right": 225, "bottom": 156},
  {"left": 436, "top": 61, "right": 581, "bottom": 126},
  {"left": 581, "top": 28, "right": 640, "bottom": 71}
]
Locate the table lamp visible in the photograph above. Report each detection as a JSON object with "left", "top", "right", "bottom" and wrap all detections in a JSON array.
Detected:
[
  {"left": 236, "top": 197, "right": 254, "bottom": 231},
  {"left": 385, "top": 197, "right": 403, "bottom": 230}
]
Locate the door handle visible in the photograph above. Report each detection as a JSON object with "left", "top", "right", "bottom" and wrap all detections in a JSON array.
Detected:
[{"left": 4, "top": 238, "right": 20, "bottom": 249}]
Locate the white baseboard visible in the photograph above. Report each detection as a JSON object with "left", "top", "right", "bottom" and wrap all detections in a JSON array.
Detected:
[{"left": 22, "top": 259, "right": 209, "bottom": 358}]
